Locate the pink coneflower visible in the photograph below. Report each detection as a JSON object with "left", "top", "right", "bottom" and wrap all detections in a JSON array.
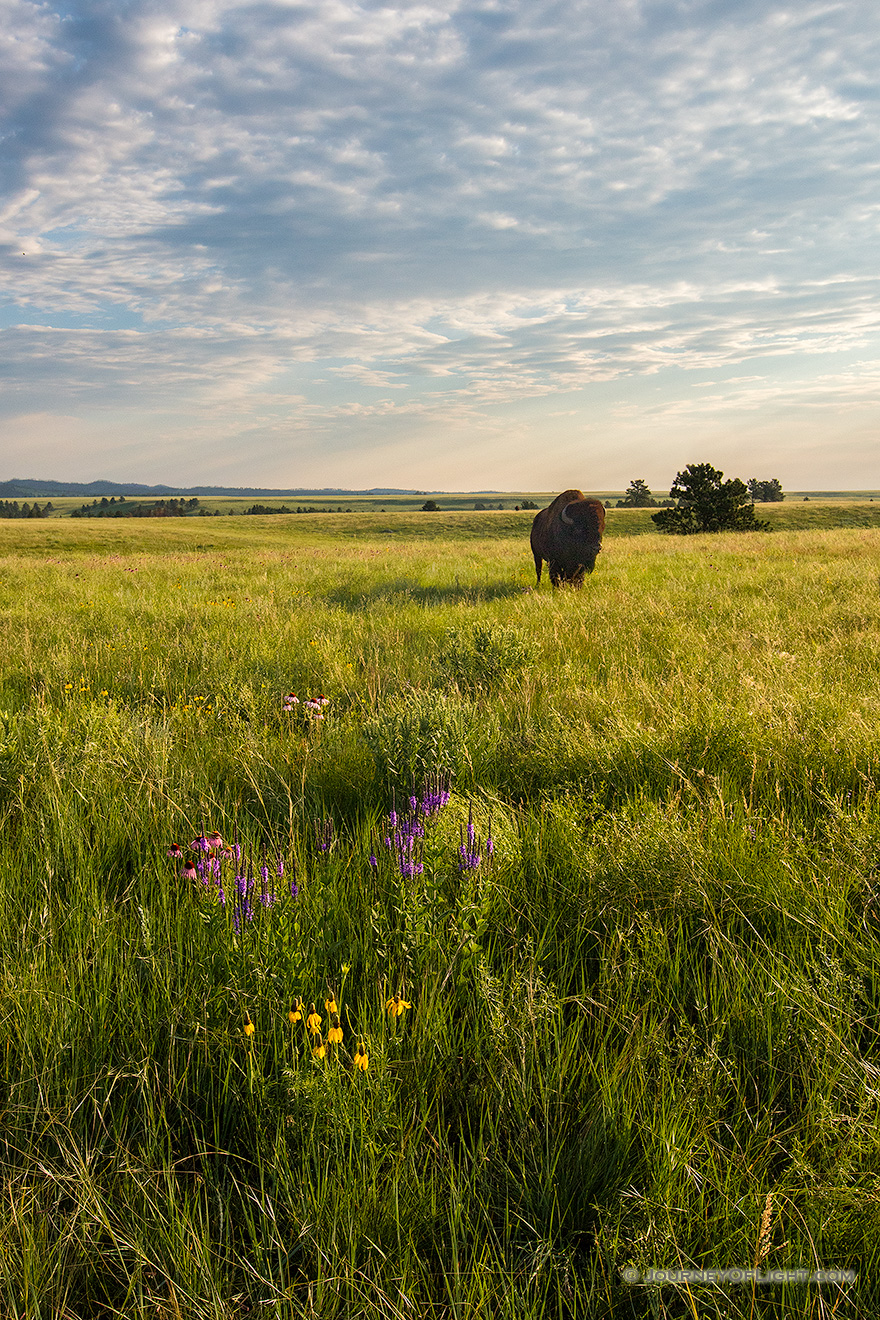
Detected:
[
  {"left": 181, "top": 860, "right": 199, "bottom": 881},
  {"left": 167, "top": 844, "right": 183, "bottom": 860},
  {"left": 205, "top": 830, "right": 224, "bottom": 851}
]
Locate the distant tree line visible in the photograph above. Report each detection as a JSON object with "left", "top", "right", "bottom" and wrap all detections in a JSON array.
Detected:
[
  {"left": 290, "top": 505, "right": 352, "bottom": 514},
  {"left": 0, "top": 500, "right": 53, "bottom": 518},
  {"left": 71, "top": 496, "right": 202, "bottom": 518}
]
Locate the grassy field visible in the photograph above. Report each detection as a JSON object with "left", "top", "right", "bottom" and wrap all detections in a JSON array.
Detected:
[{"left": 1, "top": 509, "right": 879, "bottom": 1317}]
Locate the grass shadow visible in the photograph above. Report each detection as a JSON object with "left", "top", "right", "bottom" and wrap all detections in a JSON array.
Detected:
[{"left": 323, "top": 579, "right": 530, "bottom": 609}]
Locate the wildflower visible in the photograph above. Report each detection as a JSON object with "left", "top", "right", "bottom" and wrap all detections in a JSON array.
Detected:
[
  {"left": 64, "top": 683, "right": 72, "bottom": 691},
  {"left": 259, "top": 863, "right": 275, "bottom": 907},
  {"left": 206, "top": 830, "right": 224, "bottom": 851},
  {"left": 167, "top": 843, "right": 183, "bottom": 859},
  {"left": 368, "top": 852, "right": 378, "bottom": 870},
  {"left": 243, "top": 1012, "right": 255, "bottom": 1038},
  {"left": 306, "top": 1004, "right": 322, "bottom": 1033},
  {"left": 314, "top": 817, "right": 334, "bottom": 853},
  {"left": 289, "top": 999, "right": 303, "bottom": 1023},
  {"left": 353, "top": 1042, "right": 369, "bottom": 1071},
  {"left": 325, "top": 996, "right": 338, "bottom": 1015},
  {"left": 181, "top": 860, "right": 199, "bottom": 881},
  {"left": 190, "top": 835, "right": 210, "bottom": 853},
  {"left": 386, "top": 994, "right": 411, "bottom": 1018},
  {"left": 312, "top": 1038, "right": 326, "bottom": 1059},
  {"left": 328, "top": 1018, "right": 343, "bottom": 1044}
]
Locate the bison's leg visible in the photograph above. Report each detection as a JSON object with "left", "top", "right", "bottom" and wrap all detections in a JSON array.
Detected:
[
  {"left": 549, "top": 560, "right": 564, "bottom": 586},
  {"left": 533, "top": 547, "right": 543, "bottom": 585}
]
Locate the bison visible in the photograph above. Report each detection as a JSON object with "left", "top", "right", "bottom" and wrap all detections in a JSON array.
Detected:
[{"left": 530, "top": 489, "right": 606, "bottom": 586}]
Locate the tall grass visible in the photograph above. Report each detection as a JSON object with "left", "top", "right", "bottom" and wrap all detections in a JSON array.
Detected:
[{"left": 0, "top": 516, "right": 878, "bottom": 1316}]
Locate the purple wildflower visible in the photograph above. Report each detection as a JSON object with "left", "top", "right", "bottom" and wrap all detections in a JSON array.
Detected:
[
  {"left": 259, "top": 862, "right": 276, "bottom": 907},
  {"left": 315, "top": 817, "right": 334, "bottom": 853}
]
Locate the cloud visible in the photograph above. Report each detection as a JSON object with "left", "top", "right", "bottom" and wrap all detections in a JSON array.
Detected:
[{"left": 1, "top": 0, "right": 879, "bottom": 484}]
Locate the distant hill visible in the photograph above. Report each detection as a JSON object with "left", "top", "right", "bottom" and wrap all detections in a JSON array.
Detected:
[{"left": 0, "top": 479, "right": 458, "bottom": 498}]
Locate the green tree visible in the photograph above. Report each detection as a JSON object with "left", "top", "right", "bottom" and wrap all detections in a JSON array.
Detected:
[
  {"left": 619, "top": 478, "right": 656, "bottom": 507},
  {"left": 747, "top": 477, "right": 785, "bottom": 502},
  {"left": 652, "top": 463, "right": 770, "bottom": 534},
  {"left": 421, "top": 499, "right": 440, "bottom": 511}
]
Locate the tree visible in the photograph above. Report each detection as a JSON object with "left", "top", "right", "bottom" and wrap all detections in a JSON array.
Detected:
[
  {"left": 421, "top": 499, "right": 440, "bottom": 511},
  {"left": 520, "top": 498, "right": 539, "bottom": 510},
  {"left": 651, "top": 463, "right": 770, "bottom": 534},
  {"left": 747, "top": 477, "right": 785, "bottom": 503},
  {"left": 619, "top": 478, "right": 657, "bottom": 507}
]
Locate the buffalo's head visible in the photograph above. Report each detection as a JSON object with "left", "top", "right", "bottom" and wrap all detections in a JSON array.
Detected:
[{"left": 560, "top": 500, "right": 603, "bottom": 571}]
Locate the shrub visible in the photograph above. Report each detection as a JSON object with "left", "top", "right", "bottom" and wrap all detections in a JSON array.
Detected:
[
  {"left": 361, "top": 689, "right": 478, "bottom": 784},
  {"left": 440, "top": 623, "right": 537, "bottom": 690}
]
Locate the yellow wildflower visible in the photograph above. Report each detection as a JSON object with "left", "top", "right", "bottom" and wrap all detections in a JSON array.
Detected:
[
  {"left": 306, "top": 1004, "right": 322, "bottom": 1033},
  {"left": 288, "top": 999, "right": 303, "bottom": 1024},
  {"left": 325, "top": 996, "right": 338, "bottom": 1015},
  {"left": 312, "top": 1038, "right": 326, "bottom": 1060},
  {"left": 353, "top": 1042, "right": 369, "bottom": 1071},
  {"left": 328, "top": 1017, "right": 343, "bottom": 1045},
  {"left": 243, "top": 1012, "right": 255, "bottom": 1038},
  {"left": 386, "top": 994, "right": 411, "bottom": 1018}
]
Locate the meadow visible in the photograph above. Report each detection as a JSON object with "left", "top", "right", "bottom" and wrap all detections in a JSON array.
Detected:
[{"left": 1, "top": 506, "right": 879, "bottom": 1318}]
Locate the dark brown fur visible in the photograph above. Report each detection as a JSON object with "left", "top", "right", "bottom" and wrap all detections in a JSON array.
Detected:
[{"left": 530, "top": 488, "right": 606, "bottom": 586}]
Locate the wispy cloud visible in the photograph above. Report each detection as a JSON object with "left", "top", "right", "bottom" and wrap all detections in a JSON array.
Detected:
[{"left": 1, "top": 0, "right": 879, "bottom": 485}]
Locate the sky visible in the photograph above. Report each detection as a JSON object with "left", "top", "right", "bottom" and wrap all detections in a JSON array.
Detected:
[{"left": 1, "top": 0, "right": 879, "bottom": 492}]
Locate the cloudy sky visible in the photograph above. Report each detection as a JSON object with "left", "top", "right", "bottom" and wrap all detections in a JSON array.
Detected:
[{"left": 1, "top": 0, "right": 879, "bottom": 490}]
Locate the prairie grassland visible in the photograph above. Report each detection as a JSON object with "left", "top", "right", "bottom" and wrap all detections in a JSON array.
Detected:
[{"left": 0, "top": 513, "right": 879, "bottom": 1318}]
